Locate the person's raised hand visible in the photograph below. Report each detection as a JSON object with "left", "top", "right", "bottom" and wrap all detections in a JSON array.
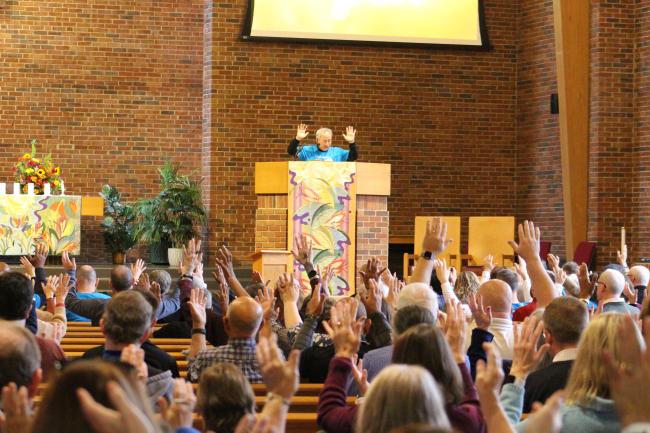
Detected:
[
  {"left": 385, "top": 272, "right": 403, "bottom": 313},
  {"left": 508, "top": 220, "right": 541, "bottom": 264},
  {"left": 276, "top": 273, "right": 299, "bottom": 306},
  {"left": 215, "top": 245, "right": 236, "bottom": 280},
  {"left": 251, "top": 270, "right": 268, "bottom": 287},
  {"left": 56, "top": 272, "right": 72, "bottom": 303},
  {"left": 150, "top": 281, "right": 162, "bottom": 304},
  {"left": 578, "top": 263, "right": 595, "bottom": 299},
  {"left": 19, "top": 256, "right": 35, "bottom": 279},
  {"left": 444, "top": 298, "right": 469, "bottom": 363},
  {"left": 546, "top": 253, "right": 560, "bottom": 272},
  {"left": 120, "top": 344, "right": 148, "bottom": 385},
  {"left": 43, "top": 274, "right": 61, "bottom": 300},
  {"left": 359, "top": 257, "right": 387, "bottom": 289},
  {"left": 77, "top": 381, "right": 158, "bottom": 433},
  {"left": 158, "top": 379, "right": 196, "bottom": 430},
  {"left": 475, "top": 343, "right": 504, "bottom": 398},
  {"left": 617, "top": 244, "right": 628, "bottom": 268},
  {"left": 181, "top": 239, "right": 200, "bottom": 277},
  {"left": 552, "top": 268, "right": 567, "bottom": 286},
  {"left": 291, "top": 234, "right": 312, "bottom": 267},
  {"left": 483, "top": 254, "right": 495, "bottom": 272},
  {"left": 449, "top": 266, "right": 458, "bottom": 286},
  {"left": 421, "top": 217, "right": 452, "bottom": 256},
  {"left": 320, "top": 265, "right": 335, "bottom": 295},
  {"left": 510, "top": 317, "right": 549, "bottom": 381},
  {"left": 434, "top": 258, "right": 451, "bottom": 285},
  {"left": 351, "top": 355, "right": 370, "bottom": 396},
  {"left": 137, "top": 272, "right": 151, "bottom": 291},
  {"left": 306, "top": 283, "right": 327, "bottom": 318},
  {"left": 468, "top": 293, "right": 492, "bottom": 330},
  {"left": 602, "top": 316, "right": 650, "bottom": 428},
  {"left": 256, "top": 284, "right": 277, "bottom": 323},
  {"left": 360, "top": 278, "right": 382, "bottom": 316},
  {"left": 524, "top": 391, "right": 565, "bottom": 433},
  {"left": 342, "top": 126, "right": 356, "bottom": 144},
  {"left": 29, "top": 243, "right": 48, "bottom": 269},
  {"left": 187, "top": 287, "right": 207, "bottom": 329},
  {"left": 0, "top": 383, "right": 32, "bottom": 433},
  {"left": 61, "top": 251, "right": 76, "bottom": 272},
  {"left": 256, "top": 333, "right": 299, "bottom": 400},
  {"left": 623, "top": 282, "right": 637, "bottom": 305},
  {"left": 212, "top": 265, "right": 230, "bottom": 311},
  {"left": 322, "top": 297, "right": 363, "bottom": 360},
  {"left": 295, "top": 123, "right": 309, "bottom": 141},
  {"left": 192, "top": 257, "right": 205, "bottom": 281},
  {"left": 515, "top": 256, "right": 528, "bottom": 281}
]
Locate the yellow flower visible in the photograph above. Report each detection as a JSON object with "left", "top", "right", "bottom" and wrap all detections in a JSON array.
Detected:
[
  {"left": 36, "top": 169, "right": 46, "bottom": 178},
  {"left": 22, "top": 153, "right": 31, "bottom": 160},
  {"left": 26, "top": 168, "right": 34, "bottom": 174},
  {"left": 32, "top": 158, "right": 40, "bottom": 163},
  {"left": 53, "top": 180, "right": 60, "bottom": 186}
]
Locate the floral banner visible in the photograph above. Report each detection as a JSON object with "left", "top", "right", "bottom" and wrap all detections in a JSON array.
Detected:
[
  {"left": 288, "top": 162, "right": 356, "bottom": 296},
  {"left": 0, "top": 195, "right": 81, "bottom": 255}
]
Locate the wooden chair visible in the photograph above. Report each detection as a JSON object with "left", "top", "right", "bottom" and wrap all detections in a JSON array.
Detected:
[{"left": 466, "top": 217, "right": 515, "bottom": 267}]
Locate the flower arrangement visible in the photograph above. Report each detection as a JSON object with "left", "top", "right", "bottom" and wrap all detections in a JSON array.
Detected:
[{"left": 13, "top": 140, "right": 63, "bottom": 194}]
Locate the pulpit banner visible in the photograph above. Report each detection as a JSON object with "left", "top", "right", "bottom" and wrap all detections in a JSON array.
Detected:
[
  {"left": 0, "top": 195, "right": 81, "bottom": 255},
  {"left": 288, "top": 162, "right": 356, "bottom": 295}
]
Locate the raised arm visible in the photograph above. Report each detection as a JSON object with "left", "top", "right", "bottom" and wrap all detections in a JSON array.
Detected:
[
  {"left": 216, "top": 245, "right": 248, "bottom": 298},
  {"left": 410, "top": 217, "right": 452, "bottom": 285},
  {"left": 288, "top": 124, "right": 309, "bottom": 157},
  {"left": 342, "top": 126, "right": 358, "bottom": 161}
]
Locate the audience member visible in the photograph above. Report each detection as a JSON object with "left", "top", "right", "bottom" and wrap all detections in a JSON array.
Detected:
[
  {"left": 66, "top": 264, "right": 109, "bottom": 322},
  {"left": 627, "top": 265, "right": 649, "bottom": 305},
  {"left": 0, "top": 323, "right": 42, "bottom": 399},
  {"left": 454, "top": 271, "right": 480, "bottom": 304},
  {"left": 596, "top": 269, "right": 640, "bottom": 315}
]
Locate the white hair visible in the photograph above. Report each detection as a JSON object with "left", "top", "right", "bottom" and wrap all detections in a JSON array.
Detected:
[
  {"left": 598, "top": 269, "right": 625, "bottom": 295},
  {"left": 396, "top": 283, "right": 438, "bottom": 320},
  {"left": 315, "top": 127, "right": 332, "bottom": 140},
  {"left": 629, "top": 265, "right": 650, "bottom": 287}
]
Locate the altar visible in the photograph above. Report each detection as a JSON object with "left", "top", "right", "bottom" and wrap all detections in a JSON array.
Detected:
[{"left": 0, "top": 194, "right": 103, "bottom": 255}]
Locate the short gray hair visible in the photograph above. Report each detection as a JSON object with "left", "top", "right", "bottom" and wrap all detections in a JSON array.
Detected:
[
  {"left": 102, "top": 291, "right": 152, "bottom": 344},
  {"left": 149, "top": 270, "right": 172, "bottom": 295},
  {"left": 396, "top": 283, "right": 438, "bottom": 320},
  {"left": 315, "top": 128, "right": 332, "bottom": 140},
  {"left": 0, "top": 323, "right": 41, "bottom": 388}
]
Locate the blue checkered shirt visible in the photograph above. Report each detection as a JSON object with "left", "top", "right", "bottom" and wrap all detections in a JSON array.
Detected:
[{"left": 187, "top": 337, "right": 262, "bottom": 383}]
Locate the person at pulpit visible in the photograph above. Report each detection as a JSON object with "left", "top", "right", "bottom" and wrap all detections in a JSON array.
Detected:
[{"left": 288, "top": 124, "right": 359, "bottom": 161}]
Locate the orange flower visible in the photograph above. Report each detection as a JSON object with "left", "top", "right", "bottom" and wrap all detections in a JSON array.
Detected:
[
  {"left": 52, "top": 167, "right": 61, "bottom": 175},
  {"left": 22, "top": 153, "right": 31, "bottom": 160},
  {"left": 30, "top": 176, "right": 38, "bottom": 183}
]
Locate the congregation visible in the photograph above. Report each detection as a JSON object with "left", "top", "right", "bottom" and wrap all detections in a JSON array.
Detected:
[{"left": 0, "top": 218, "right": 649, "bottom": 433}]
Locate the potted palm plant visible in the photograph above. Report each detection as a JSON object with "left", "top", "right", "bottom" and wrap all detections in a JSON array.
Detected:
[
  {"left": 100, "top": 185, "right": 137, "bottom": 264},
  {"left": 135, "top": 162, "right": 206, "bottom": 266}
]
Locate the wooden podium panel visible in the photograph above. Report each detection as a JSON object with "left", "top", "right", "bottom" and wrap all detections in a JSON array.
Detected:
[{"left": 251, "top": 250, "right": 293, "bottom": 288}]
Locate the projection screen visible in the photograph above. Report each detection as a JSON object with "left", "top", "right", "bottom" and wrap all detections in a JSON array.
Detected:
[{"left": 241, "top": 0, "right": 488, "bottom": 48}]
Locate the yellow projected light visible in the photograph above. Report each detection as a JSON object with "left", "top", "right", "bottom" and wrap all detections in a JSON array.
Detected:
[{"left": 247, "top": 0, "right": 484, "bottom": 46}]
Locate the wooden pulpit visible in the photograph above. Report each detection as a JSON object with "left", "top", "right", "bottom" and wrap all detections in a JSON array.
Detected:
[{"left": 253, "top": 162, "right": 390, "bottom": 296}]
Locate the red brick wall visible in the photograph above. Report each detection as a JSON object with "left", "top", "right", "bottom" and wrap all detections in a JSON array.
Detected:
[
  {"left": 515, "top": 0, "right": 564, "bottom": 257},
  {"left": 208, "top": 0, "right": 518, "bottom": 260},
  {"left": 0, "top": 1, "right": 204, "bottom": 262}
]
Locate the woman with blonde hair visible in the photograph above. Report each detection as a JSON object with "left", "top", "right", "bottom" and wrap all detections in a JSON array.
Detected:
[
  {"left": 454, "top": 271, "right": 480, "bottom": 304},
  {"left": 356, "top": 364, "right": 451, "bottom": 433},
  {"left": 501, "top": 314, "right": 629, "bottom": 433}
]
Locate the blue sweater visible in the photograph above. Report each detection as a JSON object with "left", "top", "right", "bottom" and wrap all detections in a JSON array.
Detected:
[{"left": 500, "top": 382, "right": 621, "bottom": 433}]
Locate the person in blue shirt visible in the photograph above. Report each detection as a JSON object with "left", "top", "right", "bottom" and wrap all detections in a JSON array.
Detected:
[{"left": 287, "top": 123, "right": 359, "bottom": 161}]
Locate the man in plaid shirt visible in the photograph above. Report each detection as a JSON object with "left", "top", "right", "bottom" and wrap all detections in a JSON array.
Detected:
[{"left": 186, "top": 289, "right": 263, "bottom": 383}]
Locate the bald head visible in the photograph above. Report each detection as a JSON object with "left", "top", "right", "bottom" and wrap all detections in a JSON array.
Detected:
[
  {"left": 629, "top": 266, "right": 650, "bottom": 288},
  {"left": 598, "top": 269, "right": 624, "bottom": 297},
  {"left": 225, "top": 297, "right": 263, "bottom": 338},
  {"left": 0, "top": 262, "right": 10, "bottom": 273},
  {"left": 110, "top": 265, "right": 133, "bottom": 292},
  {"left": 77, "top": 265, "right": 98, "bottom": 292},
  {"left": 477, "top": 280, "right": 512, "bottom": 315}
]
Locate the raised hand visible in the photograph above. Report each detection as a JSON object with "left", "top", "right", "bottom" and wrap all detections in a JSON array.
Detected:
[
  {"left": 525, "top": 391, "right": 565, "bottom": 433},
  {"left": 360, "top": 278, "right": 382, "bottom": 316},
  {"left": 0, "top": 382, "right": 33, "bottom": 433},
  {"left": 158, "top": 379, "right": 196, "bottom": 430},
  {"left": 444, "top": 298, "right": 469, "bottom": 363},
  {"left": 342, "top": 126, "right": 356, "bottom": 144},
  {"left": 602, "top": 317, "right": 650, "bottom": 428},
  {"left": 120, "top": 344, "right": 148, "bottom": 384},
  {"left": 468, "top": 293, "right": 492, "bottom": 330},
  {"left": 187, "top": 287, "right": 207, "bottom": 329},
  {"left": 252, "top": 270, "right": 269, "bottom": 287},
  {"left": 322, "top": 298, "right": 363, "bottom": 360},
  {"left": 475, "top": 343, "right": 504, "bottom": 398},
  {"left": 385, "top": 272, "right": 403, "bottom": 313},
  {"left": 61, "top": 251, "right": 76, "bottom": 272},
  {"left": 320, "top": 265, "right": 335, "bottom": 295},
  {"left": 276, "top": 273, "right": 299, "bottom": 306},
  {"left": 295, "top": 123, "right": 309, "bottom": 141},
  {"left": 28, "top": 243, "right": 48, "bottom": 268},
  {"left": 483, "top": 254, "right": 495, "bottom": 272},
  {"left": 351, "top": 355, "right": 370, "bottom": 396},
  {"left": 511, "top": 317, "right": 549, "bottom": 381},
  {"left": 77, "top": 382, "right": 158, "bottom": 433},
  {"left": 291, "top": 234, "right": 312, "bottom": 267},
  {"left": 256, "top": 284, "right": 277, "bottom": 323},
  {"left": 617, "top": 244, "right": 628, "bottom": 267},
  {"left": 150, "top": 281, "right": 162, "bottom": 303},
  {"left": 547, "top": 253, "right": 560, "bottom": 272},
  {"left": 19, "top": 256, "right": 35, "bottom": 278},
  {"left": 623, "top": 282, "right": 637, "bottom": 304},
  {"left": 434, "top": 258, "right": 451, "bottom": 285},
  {"left": 508, "top": 221, "right": 541, "bottom": 263},
  {"left": 215, "top": 245, "right": 236, "bottom": 280},
  {"left": 212, "top": 266, "right": 230, "bottom": 313},
  {"left": 56, "top": 272, "right": 72, "bottom": 302},
  {"left": 256, "top": 333, "right": 300, "bottom": 400},
  {"left": 359, "top": 257, "right": 387, "bottom": 288},
  {"left": 306, "top": 283, "right": 327, "bottom": 317},
  {"left": 515, "top": 256, "right": 528, "bottom": 280},
  {"left": 43, "top": 274, "right": 61, "bottom": 300},
  {"left": 422, "top": 217, "right": 452, "bottom": 256},
  {"left": 181, "top": 239, "right": 201, "bottom": 277},
  {"left": 578, "top": 263, "right": 595, "bottom": 299},
  {"left": 552, "top": 267, "right": 567, "bottom": 286}
]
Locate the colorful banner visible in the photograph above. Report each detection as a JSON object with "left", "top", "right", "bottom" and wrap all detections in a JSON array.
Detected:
[
  {"left": 0, "top": 195, "right": 81, "bottom": 255},
  {"left": 288, "top": 162, "right": 356, "bottom": 296}
]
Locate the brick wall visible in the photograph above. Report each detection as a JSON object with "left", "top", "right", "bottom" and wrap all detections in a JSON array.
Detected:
[
  {"left": 209, "top": 0, "right": 518, "bottom": 261},
  {"left": 0, "top": 0, "right": 204, "bottom": 262},
  {"left": 515, "top": 0, "right": 564, "bottom": 256}
]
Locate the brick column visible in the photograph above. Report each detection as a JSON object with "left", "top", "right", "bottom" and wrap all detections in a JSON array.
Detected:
[
  {"left": 355, "top": 195, "right": 389, "bottom": 292},
  {"left": 255, "top": 195, "right": 288, "bottom": 251}
]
